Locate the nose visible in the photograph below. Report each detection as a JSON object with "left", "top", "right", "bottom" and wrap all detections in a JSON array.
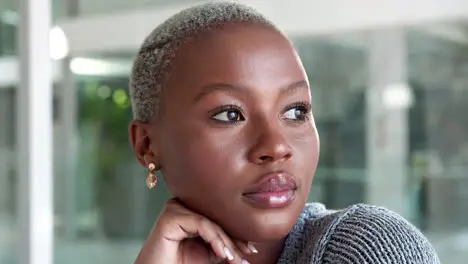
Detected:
[{"left": 247, "top": 122, "right": 293, "bottom": 165}]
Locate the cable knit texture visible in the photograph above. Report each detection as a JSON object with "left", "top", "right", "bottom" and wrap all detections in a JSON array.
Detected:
[{"left": 276, "top": 203, "right": 440, "bottom": 264}]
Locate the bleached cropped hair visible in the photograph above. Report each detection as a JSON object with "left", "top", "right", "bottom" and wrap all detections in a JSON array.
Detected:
[{"left": 129, "top": 1, "right": 278, "bottom": 122}]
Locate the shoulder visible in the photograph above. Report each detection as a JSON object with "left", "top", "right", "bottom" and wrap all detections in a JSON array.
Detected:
[
  {"left": 314, "top": 204, "right": 440, "bottom": 264},
  {"left": 280, "top": 203, "right": 440, "bottom": 264}
]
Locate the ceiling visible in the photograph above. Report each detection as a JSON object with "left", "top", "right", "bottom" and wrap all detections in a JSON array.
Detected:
[
  {"left": 77, "top": 0, "right": 200, "bottom": 16},
  {"left": 2, "top": 0, "right": 468, "bottom": 47},
  {"left": 0, "top": 0, "right": 200, "bottom": 18}
]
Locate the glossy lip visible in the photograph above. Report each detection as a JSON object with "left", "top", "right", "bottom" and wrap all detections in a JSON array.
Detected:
[{"left": 242, "top": 171, "right": 298, "bottom": 208}]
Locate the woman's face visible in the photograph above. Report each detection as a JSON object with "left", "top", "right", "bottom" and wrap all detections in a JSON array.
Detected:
[{"left": 141, "top": 24, "right": 319, "bottom": 242}]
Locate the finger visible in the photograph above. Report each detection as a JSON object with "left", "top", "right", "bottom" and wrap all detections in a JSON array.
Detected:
[
  {"left": 197, "top": 218, "right": 248, "bottom": 264},
  {"left": 209, "top": 250, "right": 224, "bottom": 264},
  {"left": 184, "top": 215, "right": 229, "bottom": 260},
  {"left": 234, "top": 240, "right": 251, "bottom": 256},
  {"left": 225, "top": 244, "right": 248, "bottom": 264},
  {"left": 165, "top": 202, "right": 247, "bottom": 263},
  {"left": 232, "top": 243, "right": 254, "bottom": 264},
  {"left": 246, "top": 241, "right": 258, "bottom": 254},
  {"left": 176, "top": 214, "right": 242, "bottom": 262},
  {"left": 208, "top": 226, "right": 248, "bottom": 264},
  {"left": 234, "top": 240, "right": 258, "bottom": 256}
]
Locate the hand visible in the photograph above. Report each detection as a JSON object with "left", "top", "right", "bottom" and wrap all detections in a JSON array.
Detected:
[{"left": 134, "top": 198, "right": 258, "bottom": 264}]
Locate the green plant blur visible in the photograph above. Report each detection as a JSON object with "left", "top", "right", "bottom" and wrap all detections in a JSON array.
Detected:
[{"left": 79, "top": 79, "right": 132, "bottom": 195}]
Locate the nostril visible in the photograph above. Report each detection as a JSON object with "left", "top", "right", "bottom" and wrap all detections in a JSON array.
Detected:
[{"left": 259, "top": 155, "right": 271, "bottom": 161}]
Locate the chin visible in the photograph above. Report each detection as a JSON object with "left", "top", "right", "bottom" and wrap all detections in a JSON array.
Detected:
[
  {"left": 248, "top": 221, "right": 296, "bottom": 242},
  {"left": 227, "top": 198, "right": 306, "bottom": 242}
]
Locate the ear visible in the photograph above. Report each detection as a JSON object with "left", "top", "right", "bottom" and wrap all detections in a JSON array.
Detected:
[{"left": 128, "top": 120, "right": 162, "bottom": 170}]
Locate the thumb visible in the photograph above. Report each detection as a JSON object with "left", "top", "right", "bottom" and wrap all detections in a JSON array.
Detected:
[{"left": 208, "top": 247, "right": 225, "bottom": 264}]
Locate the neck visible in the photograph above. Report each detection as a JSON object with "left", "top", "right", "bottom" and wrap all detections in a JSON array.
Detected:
[{"left": 244, "top": 238, "right": 286, "bottom": 264}]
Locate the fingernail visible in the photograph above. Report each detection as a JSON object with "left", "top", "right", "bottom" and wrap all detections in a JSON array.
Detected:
[
  {"left": 224, "top": 247, "right": 234, "bottom": 260},
  {"left": 241, "top": 260, "right": 250, "bottom": 264},
  {"left": 247, "top": 242, "right": 258, "bottom": 254}
]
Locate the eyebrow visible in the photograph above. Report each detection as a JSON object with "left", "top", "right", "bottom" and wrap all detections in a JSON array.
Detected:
[{"left": 193, "top": 80, "right": 309, "bottom": 103}]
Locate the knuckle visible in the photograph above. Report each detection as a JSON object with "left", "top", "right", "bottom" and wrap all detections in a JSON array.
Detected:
[
  {"left": 198, "top": 217, "right": 213, "bottom": 232},
  {"left": 165, "top": 200, "right": 181, "bottom": 211},
  {"left": 198, "top": 217, "right": 224, "bottom": 244}
]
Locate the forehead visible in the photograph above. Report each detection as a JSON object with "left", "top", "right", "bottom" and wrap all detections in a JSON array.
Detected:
[{"left": 164, "top": 23, "right": 307, "bottom": 95}]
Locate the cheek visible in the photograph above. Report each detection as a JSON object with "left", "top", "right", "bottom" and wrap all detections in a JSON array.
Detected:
[
  {"left": 161, "top": 130, "right": 246, "bottom": 196},
  {"left": 293, "top": 125, "right": 320, "bottom": 180},
  {"left": 293, "top": 123, "right": 320, "bottom": 157}
]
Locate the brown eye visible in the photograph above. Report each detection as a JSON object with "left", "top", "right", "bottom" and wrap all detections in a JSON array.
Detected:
[
  {"left": 282, "top": 102, "right": 312, "bottom": 122},
  {"left": 212, "top": 109, "right": 245, "bottom": 122}
]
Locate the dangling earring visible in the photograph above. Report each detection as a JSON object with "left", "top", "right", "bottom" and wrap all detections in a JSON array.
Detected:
[{"left": 146, "top": 163, "right": 157, "bottom": 189}]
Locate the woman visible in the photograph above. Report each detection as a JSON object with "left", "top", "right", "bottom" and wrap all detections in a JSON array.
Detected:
[{"left": 128, "top": 2, "right": 440, "bottom": 263}]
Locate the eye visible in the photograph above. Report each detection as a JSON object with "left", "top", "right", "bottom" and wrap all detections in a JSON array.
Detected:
[
  {"left": 210, "top": 105, "right": 245, "bottom": 123},
  {"left": 282, "top": 102, "right": 311, "bottom": 121},
  {"left": 283, "top": 108, "right": 304, "bottom": 120}
]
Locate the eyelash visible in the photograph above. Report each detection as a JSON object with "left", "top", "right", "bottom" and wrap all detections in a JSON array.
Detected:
[
  {"left": 283, "top": 101, "right": 312, "bottom": 123},
  {"left": 209, "top": 104, "right": 245, "bottom": 124},
  {"left": 209, "top": 101, "right": 312, "bottom": 124}
]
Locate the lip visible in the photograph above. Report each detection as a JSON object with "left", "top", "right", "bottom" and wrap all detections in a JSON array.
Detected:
[{"left": 242, "top": 172, "right": 297, "bottom": 208}]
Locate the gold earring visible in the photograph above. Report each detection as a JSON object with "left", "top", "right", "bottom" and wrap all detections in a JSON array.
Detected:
[{"left": 146, "top": 163, "right": 157, "bottom": 189}]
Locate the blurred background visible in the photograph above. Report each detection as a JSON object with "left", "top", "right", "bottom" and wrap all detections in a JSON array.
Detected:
[{"left": 1, "top": 0, "right": 468, "bottom": 263}]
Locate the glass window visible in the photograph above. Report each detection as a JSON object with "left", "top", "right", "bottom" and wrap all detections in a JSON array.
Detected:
[
  {"left": 53, "top": 70, "right": 172, "bottom": 263},
  {"left": 407, "top": 25, "right": 468, "bottom": 263},
  {"left": 294, "top": 35, "right": 367, "bottom": 208},
  {"left": 54, "top": 28, "right": 468, "bottom": 263},
  {"left": 3, "top": 21, "right": 467, "bottom": 264},
  {"left": 0, "top": 87, "right": 17, "bottom": 264},
  {"left": 0, "top": 1, "right": 17, "bottom": 56}
]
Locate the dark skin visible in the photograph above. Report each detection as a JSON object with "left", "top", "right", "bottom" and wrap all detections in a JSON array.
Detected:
[{"left": 130, "top": 23, "right": 320, "bottom": 264}]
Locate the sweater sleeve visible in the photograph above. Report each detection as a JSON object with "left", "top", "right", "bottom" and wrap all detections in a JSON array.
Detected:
[{"left": 318, "top": 204, "right": 440, "bottom": 264}]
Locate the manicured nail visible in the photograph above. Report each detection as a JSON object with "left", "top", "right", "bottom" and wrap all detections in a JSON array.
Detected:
[
  {"left": 241, "top": 260, "right": 250, "bottom": 264},
  {"left": 247, "top": 242, "right": 258, "bottom": 254},
  {"left": 224, "top": 247, "right": 234, "bottom": 260}
]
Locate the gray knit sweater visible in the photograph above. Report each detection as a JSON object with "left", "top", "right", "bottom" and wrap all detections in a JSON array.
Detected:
[{"left": 277, "top": 203, "right": 440, "bottom": 264}]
